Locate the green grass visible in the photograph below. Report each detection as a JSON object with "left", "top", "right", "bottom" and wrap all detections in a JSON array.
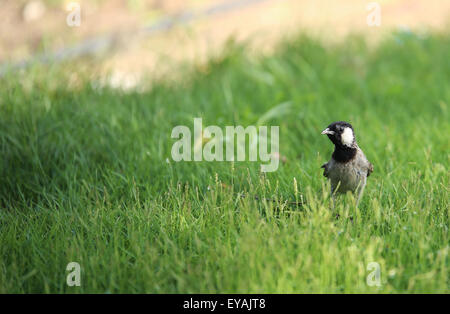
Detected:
[{"left": 0, "top": 32, "right": 448, "bottom": 293}]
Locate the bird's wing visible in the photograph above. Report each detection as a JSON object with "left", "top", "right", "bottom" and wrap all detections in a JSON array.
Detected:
[
  {"left": 367, "top": 162, "right": 374, "bottom": 177},
  {"left": 321, "top": 162, "right": 330, "bottom": 177},
  {"left": 357, "top": 147, "right": 373, "bottom": 178}
]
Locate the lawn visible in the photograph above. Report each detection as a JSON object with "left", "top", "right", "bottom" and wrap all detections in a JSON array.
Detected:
[{"left": 0, "top": 32, "right": 448, "bottom": 293}]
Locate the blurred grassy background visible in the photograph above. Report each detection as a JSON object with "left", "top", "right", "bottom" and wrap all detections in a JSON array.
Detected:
[{"left": 1, "top": 0, "right": 449, "bottom": 83}]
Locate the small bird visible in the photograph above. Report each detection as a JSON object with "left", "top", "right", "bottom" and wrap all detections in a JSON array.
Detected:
[{"left": 321, "top": 121, "right": 373, "bottom": 206}]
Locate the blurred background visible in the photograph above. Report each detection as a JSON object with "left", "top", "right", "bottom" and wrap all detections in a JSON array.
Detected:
[
  {"left": 1, "top": 1, "right": 449, "bottom": 294},
  {"left": 1, "top": 0, "right": 449, "bottom": 87}
]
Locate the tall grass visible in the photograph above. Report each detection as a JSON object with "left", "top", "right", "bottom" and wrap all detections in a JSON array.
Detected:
[{"left": 0, "top": 32, "right": 448, "bottom": 293}]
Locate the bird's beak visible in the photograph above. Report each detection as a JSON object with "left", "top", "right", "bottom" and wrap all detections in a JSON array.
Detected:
[{"left": 321, "top": 128, "right": 335, "bottom": 135}]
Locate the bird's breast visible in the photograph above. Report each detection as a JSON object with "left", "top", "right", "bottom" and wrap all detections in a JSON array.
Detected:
[{"left": 328, "top": 159, "right": 365, "bottom": 193}]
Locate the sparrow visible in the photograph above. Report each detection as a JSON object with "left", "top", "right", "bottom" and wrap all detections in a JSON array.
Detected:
[{"left": 321, "top": 121, "right": 373, "bottom": 206}]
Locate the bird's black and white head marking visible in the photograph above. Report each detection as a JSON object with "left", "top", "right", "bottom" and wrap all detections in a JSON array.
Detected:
[
  {"left": 321, "top": 121, "right": 373, "bottom": 203},
  {"left": 321, "top": 121, "right": 355, "bottom": 147},
  {"left": 321, "top": 121, "right": 357, "bottom": 162}
]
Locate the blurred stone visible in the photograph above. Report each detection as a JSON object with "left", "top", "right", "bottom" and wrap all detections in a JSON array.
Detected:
[{"left": 22, "top": 0, "right": 46, "bottom": 22}]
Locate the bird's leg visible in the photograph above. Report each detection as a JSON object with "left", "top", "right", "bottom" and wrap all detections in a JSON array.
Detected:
[
  {"left": 331, "top": 185, "right": 339, "bottom": 219},
  {"left": 355, "top": 180, "right": 366, "bottom": 207},
  {"left": 356, "top": 189, "right": 363, "bottom": 207},
  {"left": 332, "top": 196, "right": 341, "bottom": 220},
  {"left": 329, "top": 184, "right": 335, "bottom": 209}
]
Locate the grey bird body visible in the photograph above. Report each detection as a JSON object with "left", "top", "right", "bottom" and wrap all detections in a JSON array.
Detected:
[{"left": 321, "top": 121, "right": 373, "bottom": 205}]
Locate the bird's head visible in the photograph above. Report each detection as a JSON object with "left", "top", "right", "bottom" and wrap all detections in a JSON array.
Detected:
[{"left": 321, "top": 121, "right": 355, "bottom": 147}]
